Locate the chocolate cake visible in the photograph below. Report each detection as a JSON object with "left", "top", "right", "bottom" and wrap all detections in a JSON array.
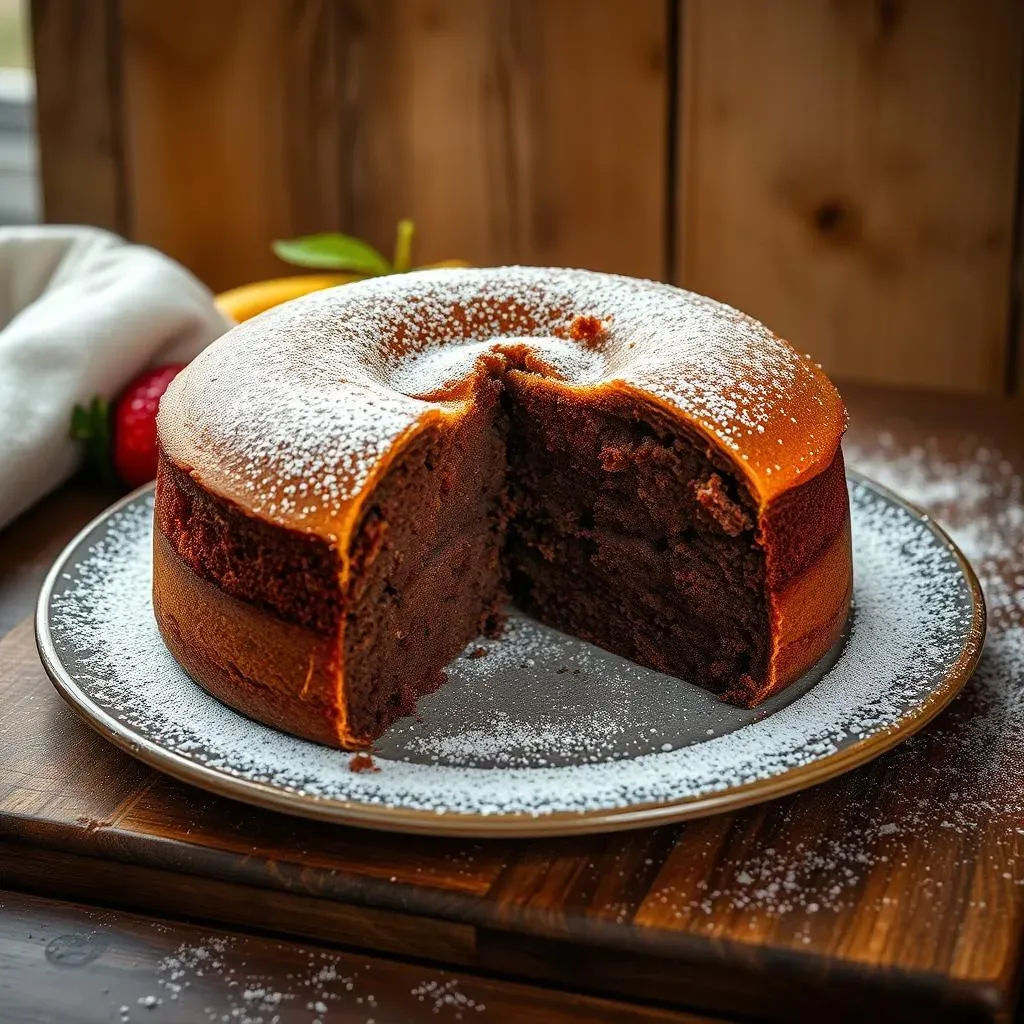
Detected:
[{"left": 154, "top": 268, "right": 852, "bottom": 750}]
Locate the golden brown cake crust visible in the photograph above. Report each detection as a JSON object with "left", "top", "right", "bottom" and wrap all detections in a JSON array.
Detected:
[
  {"left": 153, "top": 529, "right": 345, "bottom": 748},
  {"left": 154, "top": 268, "right": 852, "bottom": 748},
  {"left": 158, "top": 268, "right": 847, "bottom": 550}
]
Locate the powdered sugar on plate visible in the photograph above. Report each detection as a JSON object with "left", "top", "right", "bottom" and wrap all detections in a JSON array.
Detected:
[{"left": 41, "top": 470, "right": 978, "bottom": 829}]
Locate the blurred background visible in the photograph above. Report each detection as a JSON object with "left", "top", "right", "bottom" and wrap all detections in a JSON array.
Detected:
[{"left": 4, "top": 1, "right": 1023, "bottom": 396}]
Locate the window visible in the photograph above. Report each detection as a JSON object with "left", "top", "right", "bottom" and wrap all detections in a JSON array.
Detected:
[{"left": 0, "top": 0, "right": 38, "bottom": 226}]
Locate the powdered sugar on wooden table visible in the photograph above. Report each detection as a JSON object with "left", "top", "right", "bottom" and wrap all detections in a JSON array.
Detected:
[
  {"left": 45, "top": 471, "right": 976, "bottom": 825},
  {"left": 105, "top": 928, "right": 476, "bottom": 1023}
]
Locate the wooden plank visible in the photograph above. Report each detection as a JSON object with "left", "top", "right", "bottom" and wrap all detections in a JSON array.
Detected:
[
  {"left": 0, "top": 891, "right": 712, "bottom": 1024},
  {"left": 677, "top": 0, "right": 1024, "bottom": 394},
  {"left": 1018, "top": 330, "right": 1024, "bottom": 401},
  {"left": 1016, "top": 137, "right": 1024, "bottom": 399},
  {"left": 0, "top": 478, "right": 114, "bottom": 641},
  {"left": 337, "top": 0, "right": 668, "bottom": 276},
  {"left": 30, "top": 0, "right": 125, "bottom": 231},
  {"left": 0, "top": 844, "right": 479, "bottom": 965},
  {"left": 119, "top": 0, "right": 342, "bottom": 291}
]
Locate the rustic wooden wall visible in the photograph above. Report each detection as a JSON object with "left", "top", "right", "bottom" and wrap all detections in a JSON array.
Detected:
[
  {"left": 118, "top": 0, "right": 342, "bottom": 290},
  {"left": 34, "top": 0, "right": 668, "bottom": 291},
  {"left": 29, "top": 0, "right": 1024, "bottom": 395},
  {"left": 337, "top": 0, "right": 668, "bottom": 279},
  {"left": 31, "top": 0, "right": 125, "bottom": 233},
  {"left": 678, "top": 0, "right": 1024, "bottom": 395}
]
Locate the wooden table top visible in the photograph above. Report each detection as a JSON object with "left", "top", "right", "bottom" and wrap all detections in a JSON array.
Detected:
[
  {"left": 0, "top": 890, "right": 716, "bottom": 1024},
  {"left": 2, "top": 384, "right": 1023, "bottom": 1024}
]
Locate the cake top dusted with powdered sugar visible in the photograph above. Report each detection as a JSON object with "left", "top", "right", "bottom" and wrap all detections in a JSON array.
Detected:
[{"left": 158, "top": 267, "right": 846, "bottom": 537}]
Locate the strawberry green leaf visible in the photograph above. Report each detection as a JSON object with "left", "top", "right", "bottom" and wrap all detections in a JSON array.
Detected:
[
  {"left": 272, "top": 234, "right": 392, "bottom": 275},
  {"left": 70, "top": 396, "right": 116, "bottom": 485}
]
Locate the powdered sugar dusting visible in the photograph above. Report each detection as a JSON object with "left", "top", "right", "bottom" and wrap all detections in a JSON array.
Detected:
[
  {"left": 214, "top": 383, "right": 422, "bottom": 537},
  {"left": 110, "top": 929, "right": 470, "bottom": 1022},
  {"left": 410, "top": 979, "right": 486, "bottom": 1017},
  {"left": 155, "top": 937, "right": 364, "bottom": 1024},
  {"left": 45, "top": 474, "right": 976, "bottom": 824},
  {"left": 158, "top": 268, "right": 844, "bottom": 534}
]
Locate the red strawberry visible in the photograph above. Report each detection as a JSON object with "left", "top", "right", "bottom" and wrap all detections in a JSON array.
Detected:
[{"left": 71, "top": 364, "right": 186, "bottom": 488}]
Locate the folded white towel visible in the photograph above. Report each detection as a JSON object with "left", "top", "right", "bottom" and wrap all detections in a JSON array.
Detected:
[{"left": 0, "top": 225, "right": 230, "bottom": 529}]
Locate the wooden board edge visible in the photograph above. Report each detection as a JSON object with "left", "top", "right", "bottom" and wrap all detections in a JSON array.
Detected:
[{"left": 0, "top": 840, "right": 475, "bottom": 964}]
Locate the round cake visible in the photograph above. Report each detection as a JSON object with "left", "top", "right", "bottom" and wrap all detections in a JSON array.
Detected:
[{"left": 154, "top": 267, "right": 852, "bottom": 750}]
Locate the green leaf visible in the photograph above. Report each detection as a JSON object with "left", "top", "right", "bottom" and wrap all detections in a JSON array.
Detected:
[
  {"left": 272, "top": 233, "right": 392, "bottom": 275},
  {"left": 69, "top": 396, "right": 116, "bottom": 485}
]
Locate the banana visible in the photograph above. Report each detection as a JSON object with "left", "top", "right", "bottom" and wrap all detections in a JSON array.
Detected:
[
  {"left": 215, "top": 261, "right": 471, "bottom": 324},
  {"left": 215, "top": 274, "right": 361, "bottom": 324}
]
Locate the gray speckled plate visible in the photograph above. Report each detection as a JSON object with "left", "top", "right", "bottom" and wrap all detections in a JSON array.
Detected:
[{"left": 36, "top": 472, "right": 984, "bottom": 836}]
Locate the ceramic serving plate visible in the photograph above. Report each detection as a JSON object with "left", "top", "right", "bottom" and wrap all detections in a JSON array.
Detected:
[{"left": 36, "top": 472, "right": 985, "bottom": 836}]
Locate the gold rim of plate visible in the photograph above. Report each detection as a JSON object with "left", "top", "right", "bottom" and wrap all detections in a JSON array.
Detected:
[{"left": 36, "top": 472, "right": 987, "bottom": 837}]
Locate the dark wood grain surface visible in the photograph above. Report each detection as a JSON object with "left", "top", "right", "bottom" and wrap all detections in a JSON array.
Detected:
[
  {"left": 0, "top": 891, "right": 717, "bottom": 1024},
  {"left": 2, "top": 386, "right": 1024, "bottom": 1023}
]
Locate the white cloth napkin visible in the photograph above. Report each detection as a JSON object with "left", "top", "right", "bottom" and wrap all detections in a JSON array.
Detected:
[{"left": 0, "top": 225, "right": 231, "bottom": 530}]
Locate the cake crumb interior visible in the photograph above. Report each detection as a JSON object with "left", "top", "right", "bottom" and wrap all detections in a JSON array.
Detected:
[{"left": 338, "top": 360, "right": 769, "bottom": 744}]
